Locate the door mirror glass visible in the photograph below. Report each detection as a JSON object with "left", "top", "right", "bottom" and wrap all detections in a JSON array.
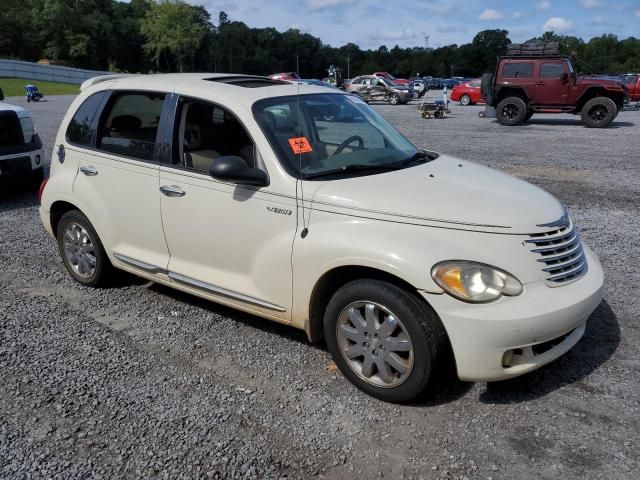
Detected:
[{"left": 209, "top": 155, "right": 269, "bottom": 186}]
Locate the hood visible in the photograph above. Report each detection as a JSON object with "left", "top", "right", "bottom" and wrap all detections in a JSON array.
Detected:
[
  {"left": 307, "top": 155, "right": 565, "bottom": 234},
  {"left": 577, "top": 76, "right": 624, "bottom": 88}
]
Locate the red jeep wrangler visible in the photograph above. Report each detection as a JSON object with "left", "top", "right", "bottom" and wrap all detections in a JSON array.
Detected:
[
  {"left": 484, "top": 55, "right": 627, "bottom": 127},
  {"left": 622, "top": 74, "right": 639, "bottom": 102}
]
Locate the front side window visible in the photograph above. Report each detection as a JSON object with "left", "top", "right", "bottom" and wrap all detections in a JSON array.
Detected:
[
  {"left": 502, "top": 62, "right": 534, "bottom": 78},
  {"left": 254, "top": 93, "right": 423, "bottom": 180},
  {"left": 97, "top": 91, "right": 165, "bottom": 161},
  {"left": 540, "top": 63, "right": 565, "bottom": 78},
  {"left": 66, "top": 92, "right": 107, "bottom": 146},
  {"left": 172, "top": 97, "right": 256, "bottom": 173}
]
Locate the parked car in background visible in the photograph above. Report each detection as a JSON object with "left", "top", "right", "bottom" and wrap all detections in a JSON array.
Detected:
[
  {"left": 269, "top": 72, "right": 300, "bottom": 81},
  {"left": 373, "top": 72, "right": 410, "bottom": 86},
  {"left": 450, "top": 79, "right": 483, "bottom": 105},
  {"left": 411, "top": 79, "right": 429, "bottom": 98},
  {"left": 484, "top": 54, "right": 627, "bottom": 127},
  {"left": 40, "top": 73, "right": 604, "bottom": 403},
  {"left": 0, "top": 88, "right": 45, "bottom": 186},
  {"left": 622, "top": 74, "right": 639, "bottom": 102},
  {"left": 345, "top": 75, "right": 413, "bottom": 104}
]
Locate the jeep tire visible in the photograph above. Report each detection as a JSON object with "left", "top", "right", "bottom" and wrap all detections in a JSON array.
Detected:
[
  {"left": 581, "top": 96, "right": 617, "bottom": 128},
  {"left": 496, "top": 97, "right": 528, "bottom": 126}
]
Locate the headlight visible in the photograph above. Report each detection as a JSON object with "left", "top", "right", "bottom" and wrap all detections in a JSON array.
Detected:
[{"left": 431, "top": 261, "right": 522, "bottom": 303}]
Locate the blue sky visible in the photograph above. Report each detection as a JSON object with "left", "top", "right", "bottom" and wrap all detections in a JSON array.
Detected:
[{"left": 193, "top": 0, "right": 640, "bottom": 49}]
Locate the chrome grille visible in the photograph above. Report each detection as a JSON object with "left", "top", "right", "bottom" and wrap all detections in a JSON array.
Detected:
[{"left": 526, "top": 222, "right": 587, "bottom": 286}]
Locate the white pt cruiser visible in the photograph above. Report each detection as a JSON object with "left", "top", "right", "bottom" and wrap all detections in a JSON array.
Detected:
[{"left": 39, "top": 74, "right": 604, "bottom": 402}]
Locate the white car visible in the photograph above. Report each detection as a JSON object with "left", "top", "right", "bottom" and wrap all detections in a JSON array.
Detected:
[
  {"left": 0, "top": 88, "right": 45, "bottom": 184},
  {"left": 39, "top": 74, "right": 604, "bottom": 402}
]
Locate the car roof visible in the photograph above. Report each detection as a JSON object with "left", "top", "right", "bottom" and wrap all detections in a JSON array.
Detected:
[
  {"left": 0, "top": 102, "right": 29, "bottom": 117},
  {"left": 83, "top": 73, "right": 342, "bottom": 108}
]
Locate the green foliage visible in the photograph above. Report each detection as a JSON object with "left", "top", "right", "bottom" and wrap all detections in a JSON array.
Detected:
[{"left": 1, "top": 1, "right": 639, "bottom": 77}]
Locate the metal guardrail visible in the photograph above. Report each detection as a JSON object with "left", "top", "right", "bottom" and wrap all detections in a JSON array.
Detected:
[{"left": 0, "top": 59, "right": 109, "bottom": 85}]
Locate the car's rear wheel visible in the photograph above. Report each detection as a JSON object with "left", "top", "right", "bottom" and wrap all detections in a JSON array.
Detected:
[
  {"left": 459, "top": 94, "right": 471, "bottom": 106},
  {"left": 57, "top": 210, "right": 112, "bottom": 287},
  {"left": 323, "top": 279, "right": 446, "bottom": 403},
  {"left": 581, "top": 97, "right": 617, "bottom": 128},
  {"left": 496, "top": 97, "right": 528, "bottom": 126},
  {"left": 389, "top": 93, "right": 400, "bottom": 105}
]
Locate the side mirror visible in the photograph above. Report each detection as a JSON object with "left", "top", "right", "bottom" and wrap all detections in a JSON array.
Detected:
[
  {"left": 0, "top": 88, "right": 4, "bottom": 101},
  {"left": 209, "top": 155, "right": 269, "bottom": 187}
]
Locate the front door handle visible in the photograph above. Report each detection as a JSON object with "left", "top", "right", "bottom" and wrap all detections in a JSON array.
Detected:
[
  {"left": 536, "top": 81, "right": 545, "bottom": 86},
  {"left": 160, "top": 185, "right": 186, "bottom": 197},
  {"left": 79, "top": 165, "right": 98, "bottom": 176}
]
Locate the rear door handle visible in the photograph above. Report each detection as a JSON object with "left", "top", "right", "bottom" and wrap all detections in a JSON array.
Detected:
[
  {"left": 160, "top": 185, "right": 186, "bottom": 197},
  {"left": 536, "top": 81, "right": 545, "bottom": 86},
  {"left": 79, "top": 165, "right": 98, "bottom": 176}
]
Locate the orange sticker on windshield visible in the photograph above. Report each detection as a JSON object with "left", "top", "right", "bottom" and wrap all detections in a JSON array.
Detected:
[{"left": 288, "top": 137, "right": 313, "bottom": 154}]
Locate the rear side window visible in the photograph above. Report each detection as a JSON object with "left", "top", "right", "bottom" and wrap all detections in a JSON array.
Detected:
[
  {"left": 66, "top": 92, "right": 107, "bottom": 146},
  {"left": 540, "top": 63, "right": 565, "bottom": 78},
  {"left": 502, "top": 62, "right": 534, "bottom": 78},
  {"left": 97, "top": 91, "right": 165, "bottom": 161}
]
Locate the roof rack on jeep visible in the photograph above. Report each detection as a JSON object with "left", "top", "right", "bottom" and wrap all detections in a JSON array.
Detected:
[
  {"left": 205, "top": 76, "right": 289, "bottom": 88},
  {"left": 506, "top": 41, "right": 560, "bottom": 57}
]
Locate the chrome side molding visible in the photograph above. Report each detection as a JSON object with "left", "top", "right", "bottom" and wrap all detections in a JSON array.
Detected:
[
  {"left": 168, "top": 272, "right": 286, "bottom": 312},
  {"left": 113, "top": 253, "right": 167, "bottom": 274}
]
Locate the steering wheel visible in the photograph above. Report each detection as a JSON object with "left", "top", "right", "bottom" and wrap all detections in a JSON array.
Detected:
[{"left": 334, "top": 135, "right": 364, "bottom": 155}]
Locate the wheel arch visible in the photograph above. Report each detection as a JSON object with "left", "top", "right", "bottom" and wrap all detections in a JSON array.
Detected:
[
  {"left": 493, "top": 86, "right": 529, "bottom": 105},
  {"left": 576, "top": 87, "right": 625, "bottom": 111},
  {"left": 306, "top": 265, "right": 429, "bottom": 343},
  {"left": 50, "top": 200, "right": 81, "bottom": 238}
]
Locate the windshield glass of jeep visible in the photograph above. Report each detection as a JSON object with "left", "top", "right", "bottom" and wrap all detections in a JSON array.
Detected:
[{"left": 253, "top": 93, "right": 422, "bottom": 179}]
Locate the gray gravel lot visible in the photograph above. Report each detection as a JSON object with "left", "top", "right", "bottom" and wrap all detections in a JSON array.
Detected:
[{"left": 1, "top": 93, "right": 639, "bottom": 480}]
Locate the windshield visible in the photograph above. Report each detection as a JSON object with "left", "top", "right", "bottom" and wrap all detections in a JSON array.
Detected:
[{"left": 253, "top": 93, "right": 421, "bottom": 180}]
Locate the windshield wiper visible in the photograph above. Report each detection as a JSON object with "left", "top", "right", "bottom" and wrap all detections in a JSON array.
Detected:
[
  {"left": 305, "top": 163, "right": 400, "bottom": 179},
  {"left": 396, "top": 151, "right": 433, "bottom": 167}
]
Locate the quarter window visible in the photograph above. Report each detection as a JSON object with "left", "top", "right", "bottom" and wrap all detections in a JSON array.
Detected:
[
  {"left": 502, "top": 62, "right": 534, "bottom": 78},
  {"left": 66, "top": 91, "right": 107, "bottom": 146},
  {"left": 97, "top": 91, "right": 165, "bottom": 161},
  {"left": 540, "top": 63, "right": 565, "bottom": 78}
]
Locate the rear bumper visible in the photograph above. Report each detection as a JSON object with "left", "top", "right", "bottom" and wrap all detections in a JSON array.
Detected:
[
  {"left": 423, "top": 245, "right": 604, "bottom": 382},
  {"left": 0, "top": 149, "right": 43, "bottom": 176}
]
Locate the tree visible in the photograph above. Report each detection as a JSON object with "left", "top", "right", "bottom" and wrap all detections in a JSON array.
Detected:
[{"left": 141, "top": 0, "right": 208, "bottom": 72}]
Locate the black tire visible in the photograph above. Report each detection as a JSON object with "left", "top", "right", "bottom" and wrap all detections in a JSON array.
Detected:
[
  {"left": 389, "top": 93, "right": 400, "bottom": 105},
  {"left": 581, "top": 96, "right": 617, "bottom": 128},
  {"left": 459, "top": 94, "right": 471, "bottom": 106},
  {"left": 323, "top": 279, "right": 447, "bottom": 403},
  {"left": 56, "top": 210, "right": 113, "bottom": 287},
  {"left": 496, "top": 96, "right": 528, "bottom": 126}
]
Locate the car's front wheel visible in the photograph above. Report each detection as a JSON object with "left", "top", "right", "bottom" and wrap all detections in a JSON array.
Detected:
[
  {"left": 57, "top": 210, "right": 113, "bottom": 287},
  {"left": 323, "top": 279, "right": 446, "bottom": 403},
  {"left": 581, "top": 96, "right": 617, "bottom": 128},
  {"left": 389, "top": 93, "right": 400, "bottom": 105}
]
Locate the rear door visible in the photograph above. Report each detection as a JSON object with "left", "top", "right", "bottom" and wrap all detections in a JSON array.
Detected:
[
  {"left": 72, "top": 90, "right": 171, "bottom": 273},
  {"left": 533, "top": 62, "right": 570, "bottom": 105}
]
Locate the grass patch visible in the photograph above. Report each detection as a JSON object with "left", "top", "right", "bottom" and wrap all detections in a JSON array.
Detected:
[{"left": 0, "top": 77, "right": 79, "bottom": 97}]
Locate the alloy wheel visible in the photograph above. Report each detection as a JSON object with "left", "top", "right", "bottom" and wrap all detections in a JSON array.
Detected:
[
  {"left": 63, "top": 222, "right": 96, "bottom": 278},
  {"left": 336, "top": 301, "right": 414, "bottom": 388}
]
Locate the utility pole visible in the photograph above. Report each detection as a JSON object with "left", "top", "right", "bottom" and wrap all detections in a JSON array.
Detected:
[
  {"left": 424, "top": 35, "right": 430, "bottom": 50},
  {"left": 345, "top": 56, "right": 350, "bottom": 79}
]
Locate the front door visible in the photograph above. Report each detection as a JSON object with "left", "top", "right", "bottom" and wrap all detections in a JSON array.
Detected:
[
  {"left": 533, "top": 62, "right": 570, "bottom": 105},
  {"left": 158, "top": 96, "right": 296, "bottom": 321},
  {"left": 72, "top": 90, "right": 170, "bottom": 272}
]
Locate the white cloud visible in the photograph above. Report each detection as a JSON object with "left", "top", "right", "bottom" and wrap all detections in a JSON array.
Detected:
[
  {"left": 580, "top": 0, "right": 598, "bottom": 8},
  {"left": 543, "top": 17, "right": 572, "bottom": 32},
  {"left": 636, "top": 9, "right": 640, "bottom": 17},
  {"left": 478, "top": 9, "right": 505, "bottom": 21},
  {"left": 305, "top": 0, "right": 356, "bottom": 11},
  {"left": 535, "top": 1, "right": 551, "bottom": 11},
  {"left": 512, "top": 11, "right": 526, "bottom": 20}
]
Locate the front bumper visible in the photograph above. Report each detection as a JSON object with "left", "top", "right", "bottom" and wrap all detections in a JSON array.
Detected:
[
  {"left": 0, "top": 149, "right": 44, "bottom": 176},
  {"left": 423, "top": 245, "right": 604, "bottom": 382}
]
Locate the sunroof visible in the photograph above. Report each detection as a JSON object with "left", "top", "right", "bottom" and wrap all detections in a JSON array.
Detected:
[{"left": 205, "top": 76, "right": 289, "bottom": 88}]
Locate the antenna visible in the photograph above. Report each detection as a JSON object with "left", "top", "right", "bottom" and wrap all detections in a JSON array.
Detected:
[{"left": 296, "top": 55, "right": 309, "bottom": 238}]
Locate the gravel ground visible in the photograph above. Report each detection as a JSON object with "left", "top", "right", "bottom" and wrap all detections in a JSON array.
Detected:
[{"left": 1, "top": 93, "right": 639, "bottom": 480}]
